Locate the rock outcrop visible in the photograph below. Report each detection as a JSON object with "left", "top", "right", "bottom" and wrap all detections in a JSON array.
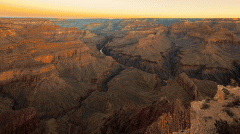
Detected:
[
  {"left": 167, "top": 19, "right": 240, "bottom": 85},
  {"left": 175, "top": 72, "right": 203, "bottom": 101},
  {"left": 0, "top": 107, "right": 39, "bottom": 134},
  {"left": 146, "top": 99, "right": 190, "bottom": 134},
  {"left": 0, "top": 18, "right": 114, "bottom": 120},
  {"left": 99, "top": 97, "right": 172, "bottom": 134},
  {"left": 177, "top": 85, "right": 240, "bottom": 134},
  {"left": 96, "top": 19, "right": 240, "bottom": 86},
  {"left": 1, "top": 18, "right": 240, "bottom": 133}
]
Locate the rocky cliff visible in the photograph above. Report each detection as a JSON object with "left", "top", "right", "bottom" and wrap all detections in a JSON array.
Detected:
[
  {"left": 0, "top": 18, "right": 240, "bottom": 134},
  {"left": 0, "top": 18, "right": 114, "bottom": 121},
  {"left": 100, "top": 19, "right": 240, "bottom": 86}
]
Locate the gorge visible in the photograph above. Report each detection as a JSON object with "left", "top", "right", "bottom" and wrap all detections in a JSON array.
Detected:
[{"left": 0, "top": 18, "right": 240, "bottom": 134}]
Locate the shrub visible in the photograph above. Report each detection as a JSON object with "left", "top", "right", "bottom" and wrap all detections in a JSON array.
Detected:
[
  {"left": 222, "top": 108, "right": 234, "bottom": 117},
  {"left": 205, "top": 97, "right": 211, "bottom": 103},
  {"left": 215, "top": 118, "right": 240, "bottom": 134},
  {"left": 203, "top": 116, "right": 212, "bottom": 122},
  {"left": 232, "top": 96, "right": 240, "bottom": 106},
  {"left": 222, "top": 88, "right": 230, "bottom": 96},
  {"left": 229, "top": 117, "right": 240, "bottom": 133},
  {"left": 214, "top": 119, "right": 230, "bottom": 134},
  {"left": 201, "top": 102, "right": 210, "bottom": 109},
  {"left": 223, "top": 96, "right": 240, "bottom": 107}
]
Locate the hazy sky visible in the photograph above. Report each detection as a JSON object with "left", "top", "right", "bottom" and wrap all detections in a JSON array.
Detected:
[{"left": 1, "top": 0, "right": 240, "bottom": 18}]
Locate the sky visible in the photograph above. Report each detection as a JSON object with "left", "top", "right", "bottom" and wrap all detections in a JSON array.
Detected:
[{"left": 0, "top": 0, "right": 240, "bottom": 18}]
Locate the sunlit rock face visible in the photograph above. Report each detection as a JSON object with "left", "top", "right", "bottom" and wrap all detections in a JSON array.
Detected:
[
  {"left": 167, "top": 19, "right": 240, "bottom": 85},
  {"left": 101, "top": 24, "right": 174, "bottom": 80},
  {"left": 179, "top": 85, "right": 240, "bottom": 134},
  {"left": 0, "top": 18, "right": 114, "bottom": 120},
  {"left": 98, "top": 19, "right": 240, "bottom": 85},
  {"left": 0, "top": 18, "right": 240, "bottom": 133}
]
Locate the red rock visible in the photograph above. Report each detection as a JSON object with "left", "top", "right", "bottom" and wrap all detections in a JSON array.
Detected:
[
  {"left": 146, "top": 99, "right": 190, "bottom": 134},
  {"left": 0, "top": 107, "right": 39, "bottom": 134},
  {"left": 214, "top": 85, "right": 230, "bottom": 102},
  {"left": 98, "top": 97, "right": 172, "bottom": 134},
  {"left": 1, "top": 18, "right": 240, "bottom": 134},
  {"left": 175, "top": 72, "right": 203, "bottom": 101}
]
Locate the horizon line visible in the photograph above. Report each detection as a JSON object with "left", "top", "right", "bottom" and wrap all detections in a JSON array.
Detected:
[{"left": 0, "top": 16, "right": 239, "bottom": 19}]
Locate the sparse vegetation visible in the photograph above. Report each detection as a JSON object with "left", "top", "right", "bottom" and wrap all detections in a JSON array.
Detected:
[
  {"left": 232, "top": 96, "right": 240, "bottom": 106},
  {"left": 222, "top": 108, "right": 234, "bottom": 117},
  {"left": 215, "top": 118, "right": 240, "bottom": 134},
  {"left": 205, "top": 97, "right": 212, "bottom": 103},
  {"left": 223, "top": 95, "right": 240, "bottom": 107},
  {"left": 230, "top": 79, "right": 239, "bottom": 87},
  {"left": 222, "top": 88, "right": 230, "bottom": 96},
  {"left": 201, "top": 102, "right": 210, "bottom": 109},
  {"left": 214, "top": 119, "right": 230, "bottom": 134},
  {"left": 203, "top": 116, "right": 212, "bottom": 122},
  {"left": 230, "top": 117, "right": 240, "bottom": 131}
]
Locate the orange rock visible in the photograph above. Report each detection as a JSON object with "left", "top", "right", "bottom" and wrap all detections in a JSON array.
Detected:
[
  {"left": 0, "top": 70, "right": 14, "bottom": 83},
  {"left": 34, "top": 55, "right": 54, "bottom": 63},
  {"left": 214, "top": 85, "right": 229, "bottom": 102},
  {"left": 30, "top": 49, "right": 37, "bottom": 54}
]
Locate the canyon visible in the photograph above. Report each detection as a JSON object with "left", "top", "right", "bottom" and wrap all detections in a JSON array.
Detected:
[{"left": 0, "top": 18, "right": 240, "bottom": 134}]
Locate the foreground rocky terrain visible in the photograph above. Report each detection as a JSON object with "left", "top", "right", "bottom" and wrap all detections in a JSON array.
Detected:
[{"left": 0, "top": 18, "right": 240, "bottom": 134}]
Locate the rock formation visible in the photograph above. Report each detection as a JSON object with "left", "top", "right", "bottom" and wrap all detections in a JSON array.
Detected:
[
  {"left": 0, "top": 18, "right": 114, "bottom": 119},
  {"left": 0, "top": 18, "right": 240, "bottom": 133},
  {"left": 0, "top": 107, "right": 39, "bottom": 134},
  {"left": 146, "top": 99, "right": 190, "bottom": 134}
]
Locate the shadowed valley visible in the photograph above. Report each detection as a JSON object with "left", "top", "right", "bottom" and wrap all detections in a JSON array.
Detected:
[{"left": 0, "top": 18, "right": 240, "bottom": 134}]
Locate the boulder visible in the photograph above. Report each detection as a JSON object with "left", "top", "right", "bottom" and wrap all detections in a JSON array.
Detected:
[{"left": 214, "top": 85, "right": 230, "bottom": 102}]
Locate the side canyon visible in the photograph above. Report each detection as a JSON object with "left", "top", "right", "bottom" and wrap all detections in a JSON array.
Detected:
[{"left": 0, "top": 18, "right": 240, "bottom": 134}]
